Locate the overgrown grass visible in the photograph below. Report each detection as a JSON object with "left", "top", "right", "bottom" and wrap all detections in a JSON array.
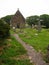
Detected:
[
  {"left": 0, "top": 36, "right": 33, "bottom": 65},
  {"left": 18, "top": 28, "right": 49, "bottom": 53}
]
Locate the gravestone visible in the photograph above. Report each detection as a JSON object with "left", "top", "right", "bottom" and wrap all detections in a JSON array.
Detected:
[{"left": 37, "top": 20, "right": 42, "bottom": 32}]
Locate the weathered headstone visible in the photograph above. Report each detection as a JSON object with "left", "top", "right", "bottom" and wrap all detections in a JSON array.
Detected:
[{"left": 37, "top": 20, "right": 42, "bottom": 33}]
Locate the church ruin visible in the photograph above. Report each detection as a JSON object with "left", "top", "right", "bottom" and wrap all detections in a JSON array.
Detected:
[{"left": 10, "top": 9, "right": 25, "bottom": 28}]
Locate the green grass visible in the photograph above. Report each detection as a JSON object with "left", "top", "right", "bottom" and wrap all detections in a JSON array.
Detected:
[
  {"left": 18, "top": 28, "right": 49, "bottom": 53},
  {"left": 0, "top": 36, "right": 33, "bottom": 65},
  {"left": 1, "top": 59, "right": 32, "bottom": 65},
  {"left": 10, "top": 29, "right": 15, "bottom": 34}
]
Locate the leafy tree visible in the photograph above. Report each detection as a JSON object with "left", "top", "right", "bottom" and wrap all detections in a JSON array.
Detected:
[
  {"left": 40, "top": 14, "right": 49, "bottom": 28},
  {"left": 26, "top": 15, "right": 39, "bottom": 27},
  {"left": 26, "top": 16, "right": 33, "bottom": 27},
  {"left": 32, "top": 15, "right": 39, "bottom": 25}
]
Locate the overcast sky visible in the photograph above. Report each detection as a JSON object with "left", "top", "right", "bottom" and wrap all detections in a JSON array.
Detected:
[{"left": 0, "top": 0, "right": 49, "bottom": 18}]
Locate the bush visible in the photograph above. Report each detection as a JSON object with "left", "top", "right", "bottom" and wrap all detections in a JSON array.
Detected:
[{"left": 0, "top": 19, "right": 10, "bottom": 39}]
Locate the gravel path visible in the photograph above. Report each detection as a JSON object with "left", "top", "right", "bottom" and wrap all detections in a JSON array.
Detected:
[{"left": 13, "top": 34, "right": 47, "bottom": 65}]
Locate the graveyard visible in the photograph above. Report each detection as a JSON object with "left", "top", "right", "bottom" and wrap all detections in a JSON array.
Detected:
[
  {"left": 17, "top": 28, "right": 49, "bottom": 54},
  {"left": 0, "top": 10, "right": 49, "bottom": 65}
]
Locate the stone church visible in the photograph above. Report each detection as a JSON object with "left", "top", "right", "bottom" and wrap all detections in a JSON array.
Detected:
[{"left": 10, "top": 9, "right": 25, "bottom": 28}]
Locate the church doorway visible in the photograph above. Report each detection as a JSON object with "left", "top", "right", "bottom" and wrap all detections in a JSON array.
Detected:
[{"left": 17, "top": 24, "right": 20, "bottom": 28}]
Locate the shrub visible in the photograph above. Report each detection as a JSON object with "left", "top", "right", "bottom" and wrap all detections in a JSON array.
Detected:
[{"left": 0, "top": 19, "right": 10, "bottom": 39}]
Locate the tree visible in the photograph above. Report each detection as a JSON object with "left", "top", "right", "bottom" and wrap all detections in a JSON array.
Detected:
[
  {"left": 32, "top": 15, "right": 39, "bottom": 25},
  {"left": 40, "top": 14, "right": 49, "bottom": 28},
  {"left": 26, "top": 16, "right": 33, "bottom": 27},
  {"left": 26, "top": 15, "right": 39, "bottom": 27}
]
